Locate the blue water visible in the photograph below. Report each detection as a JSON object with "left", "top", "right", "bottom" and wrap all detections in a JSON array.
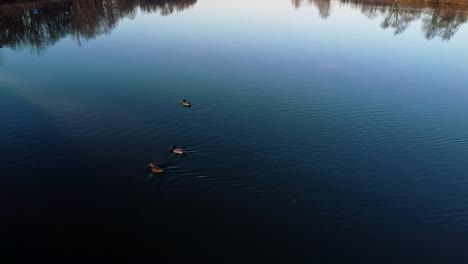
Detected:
[{"left": 1, "top": 0, "right": 468, "bottom": 262}]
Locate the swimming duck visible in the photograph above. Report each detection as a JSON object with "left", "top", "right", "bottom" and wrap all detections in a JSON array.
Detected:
[
  {"left": 170, "top": 146, "right": 185, "bottom": 155},
  {"left": 181, "top": 99, "right": 191, "bottom": 107},
  {"left": 147, "top": 162, "right": 164, "bottom": 173}
]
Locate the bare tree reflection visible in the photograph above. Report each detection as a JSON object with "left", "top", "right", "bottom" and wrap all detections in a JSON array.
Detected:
[
  {"left": 293, "top": 0, "right": 468, "bottom": 40},
  {"left": 381, "top": 2, "right": 421, "bottom": 35},
  {"left": 422, "top": 2, "right": 468, "bottom": 39},
  {"left": 293, "top": 0, "right": 331, "bottom": 18},
  {"left": 0, "top": 0, "right": 197, "bottom": 52}
]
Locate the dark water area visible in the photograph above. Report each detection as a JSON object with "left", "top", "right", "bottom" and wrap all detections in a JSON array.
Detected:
[{"left": 1, "top": 0, "right": 468, "bottom": 262}]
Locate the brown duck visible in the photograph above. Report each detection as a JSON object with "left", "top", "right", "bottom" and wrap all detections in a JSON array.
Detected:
[{"left": 147, "top": 162, "right": 164, "bottom": 173}]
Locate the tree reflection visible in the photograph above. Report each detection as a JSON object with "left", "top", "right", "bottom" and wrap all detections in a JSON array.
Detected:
[
  {"left": 0, "top": 0, "right": 197, "bottom": 51},
  {"left": 422, "top": 2, "right": 468, "bottom": 39},
  {"left": 293, "top": 0, "right": 331, "bottom": 18},
  {"left": 293, "top": 0, "right": 468, "bottom": 40},
  {"left": 381, "top": 2, "right": 421, "bottom": 34}
]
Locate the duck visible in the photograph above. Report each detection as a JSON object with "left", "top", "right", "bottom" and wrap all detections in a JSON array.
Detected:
[
  {"left": 181, "top": 99, "right": 191, "bottom": 107},
  {"left": 170, "top": 146, "right": 185, "bottom": 155},
  {"left": 147, "top": 162, "right": 164, "bottom": 173}
]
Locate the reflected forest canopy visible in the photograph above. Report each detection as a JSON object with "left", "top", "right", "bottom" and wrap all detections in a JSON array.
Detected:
[
  {"left": 293, "top": 0, "right": 468, "bottom": 40},
  {"left": 1, "top": 0, "right": 466, "bottom": 52},
  {"left": 0, "top": 0, "right": 197, "bottom": 51}
]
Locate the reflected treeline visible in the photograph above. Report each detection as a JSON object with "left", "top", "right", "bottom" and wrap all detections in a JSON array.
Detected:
[
  {"left": 293, "top": 0, "right": 331, "bottom": 18},
  {"left": 0, "top": 0, "right": 196, "bottom": 51},
  {"left": 293, "top": 0, "right": 468, "bottom": 40}
]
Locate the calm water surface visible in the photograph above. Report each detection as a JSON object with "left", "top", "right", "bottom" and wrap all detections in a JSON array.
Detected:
[{"left": 1, "top": 0, "right": 468, "bottom": 262}]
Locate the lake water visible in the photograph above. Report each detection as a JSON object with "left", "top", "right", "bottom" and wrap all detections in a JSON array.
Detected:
[{"left": 1, "top": 0, "right": 468, "bottom": 262}]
